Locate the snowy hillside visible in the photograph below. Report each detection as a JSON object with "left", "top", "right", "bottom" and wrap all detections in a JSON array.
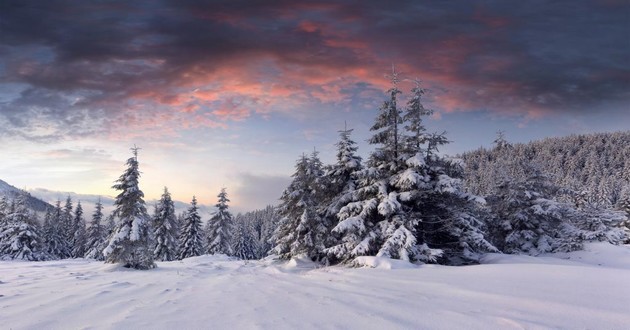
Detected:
[
  {"left": 1, "top": 242, "right": 629, "bottom": 329},
  {"left": 0, "top": 179, "right": 53, "bottom": 214}
]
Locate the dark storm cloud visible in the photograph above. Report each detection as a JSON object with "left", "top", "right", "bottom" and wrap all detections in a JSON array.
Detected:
[{"left": 0, "top": 0, "right": 628, "bottom": 140}]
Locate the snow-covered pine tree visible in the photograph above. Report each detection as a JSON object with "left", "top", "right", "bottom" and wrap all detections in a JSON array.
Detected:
[
  {"left": 232, "top": 219, "right": 257, "bottom": 260},
  {"left": 327, "top": 73, "right": 423, "bottom": 263},
  {"left": 558, "top": 205, "right": 627, "bottom": 251},
  {"left": 402, "top": 79, "right": 432, "bottom": 155},
  {"left": 619, "top": 193, "right": 630, "bottom": 239},
  {"left": 84, "top": 199, "right": 106, "bottom": 260},
  {"left": 44, "top": 200, "right": 71, "bottom": 259},
  {"left": 205, "top": 188, "right": 234, "bottom": 256},
  {"left": 328, "top": 74, "right": 494, "bottom": 264},
  {"left": 71, "top": 202, "right": 87, "bottom": 258},
  {"left": 0, "top": 195, "right": 47, "bottom": 261},
  {"left": 62, "top": 196, "right": 74, "bottom": 252},
  {"left": 153, "top": 187, "right": 178, "bottom": 261},
  {"left": 272, "top": 153, "right": 328, "bottom": 261},
  {"left": 103, "top": 146, "right": 155, "bottom": 269},
  {"left": 178, "top": 196, "right": 203, "bottom": 259},
  {"left": 368, "top": 67, "right": 403, "bottom": 173},
  {"left": 0, "top": 196, "right": 8, "bottom": 225},
  {"left": 486, "top": 163, "right": 565, "bottom": 255},
  {"left": 322, "top": 124, "right": 363, "bottom": 224}
]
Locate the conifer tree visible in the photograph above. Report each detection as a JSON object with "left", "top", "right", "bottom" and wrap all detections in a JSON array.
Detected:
[
  {"left": 153, "top": 187, "right": 178, "bottom": 261},
  {"left": 402, "top": 79, "right": 432, "bottom": 155},
  {"left": 205, "top": 188, "right": 235, "bottom": 255},
  {"left": 84, "top": 199, "right": 106, "bottom": 260},
  {"left": 0, "top": 196, "right": 8, "bottom": 225},
  {"left": 328, "top": 73, "right": 494, "bottom": 264},
  {"left": 62, "top": 196, "right": 74, "bottom": 251},
  {"left": 103, "top": 146, "right": 155, "bottom": 269},
  {"left": 178, "top": 196, "right": 203, "bottom": 259},
  {"left": 486, "top": 164, "right": 565, "bottom": 254},
  {"left": 272, "top": 154, "right": 328, "bottom": 261},
  {"left": 232, "top": 220, "right": 257, "bottom": 260},
  {"left": 368, "top": 67, "right": 403, "bottom": 173},
  {"left": 71, "top": 202, "right": 87, "bottom": 258},
  {"left": 44, "top": 200, "right": 71, "bottom": 259},
  {"left": 0, "top": 195, "right": 46, "bottom": 260},
  {"left": 323, "top": 125, "right": 363, "bottom": 218}
]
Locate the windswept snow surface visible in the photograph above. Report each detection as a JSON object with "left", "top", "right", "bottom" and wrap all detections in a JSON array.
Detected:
[{"left": 1, "top": 243, "right": 630, "bottom": 329}]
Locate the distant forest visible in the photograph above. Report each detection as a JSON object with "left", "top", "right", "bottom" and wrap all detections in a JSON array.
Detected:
[{"left": 461, "top": 131, "right": 630, "bottom": 209}]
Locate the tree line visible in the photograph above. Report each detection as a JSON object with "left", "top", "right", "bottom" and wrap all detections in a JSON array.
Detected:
[{"left": 2, "top": 72, "right": 628, "bottom": 268}]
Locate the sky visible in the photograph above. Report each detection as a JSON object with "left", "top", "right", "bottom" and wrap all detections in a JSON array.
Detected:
[{"left": 0, "top": 0, "right": 629, "bottom": 214}]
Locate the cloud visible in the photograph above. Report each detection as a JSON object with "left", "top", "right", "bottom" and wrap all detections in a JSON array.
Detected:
[
  {"left": 0, "top": 0, "right": 627, "bottom": 141},
  {"left": 230, "top": 173, "right": 291, "bottom": 213}
]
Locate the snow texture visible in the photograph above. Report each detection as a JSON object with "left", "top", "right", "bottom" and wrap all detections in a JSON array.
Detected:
[{"left": 0, "top": 243, "right": 629, "bottom": 329}]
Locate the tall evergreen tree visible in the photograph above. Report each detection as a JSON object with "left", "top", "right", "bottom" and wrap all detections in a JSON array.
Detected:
[
  {"left": 272, "top": 154, "right": 328, "bottom": 261},
  {"left": 323, "top": 126, "right": 363, "bottom": 218},
  {"left": 328, "top": 74, "right": 494, "bottom": 264},
  {"left": 103, "top": 146, "right": 155, "bottom": 269},
  {"left": 0, "top": 195, "right": 47, "bottom": 260},
  {"left": 178, "top": 196, "right": 203, "bottom": 259},
  {"left": 368, "top": 67, "right": 403, "bottom": 173},
  {"left": 62, "top": 196, "right": 74, "bottom": 251},
  {"left": 84, "top": 199, "right": 107, "bottom": 260},
  {"left": 205, "top": 188, "right": 235, "bottom": 255},
  {"left": 402, "top": 79, "right": 432, "bottom": 155},
  {"left": 153, "top": 187, "right": 178, "bottom": 261},
  {"left": 71, "top": 202, "right": 87, "bottom": 258},
  {"left": 45, "top": 200, "right": 71, "bottom": 259},
  {"left": 232, "top": 219, "right": 257, "bottom": 260},
  {"left": 0, "top": 196, "right": 8, "bottom": 225}
]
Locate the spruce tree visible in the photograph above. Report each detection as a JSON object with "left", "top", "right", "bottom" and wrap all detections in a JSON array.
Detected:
[
  {"left": 103, "top": 146, "right": 155, "bottom": 269},
  {"left": 84, "top": 199, "right": 106, "bottom": 260},
  {"left": 486, "top": 164, "right": 565, "bottom": 255},
  {"left": 153, "top": 187, "right": 178, "bottom": 261},
  {"left": 49, "top": 200, "right": 71, "bottom": 258},
  {"left": 205, "top": 188, "right": 235, "bottom": 255},
  {"left": 232, "top": 220, "right": 257, "bottom": 260},
  {"left": 178, "top": 196, "right": 203, "bottom": 259},
  {"left": 0, "top": 195, "right": 46, "bottom": 261},
  {"left": 71, "top": 202, "right": 87, "bottom": 258},
  {"left": 328, "top": 74, "right": 494, "bottom": 264},
  {"left": 272, "top": 154, "right": 328, "bottom": 261},
  {"left": 62, "top": 196, "right": 74, "bottom": 252}
]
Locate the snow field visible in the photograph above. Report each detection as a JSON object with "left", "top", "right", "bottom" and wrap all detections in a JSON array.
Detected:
[{"left": 1, "top": 243, "right": 629, "bottom": 329}]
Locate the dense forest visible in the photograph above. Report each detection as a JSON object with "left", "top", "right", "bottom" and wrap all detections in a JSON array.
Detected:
[{"left": 461, "top": 131, "right": 630, "bottom": 209}]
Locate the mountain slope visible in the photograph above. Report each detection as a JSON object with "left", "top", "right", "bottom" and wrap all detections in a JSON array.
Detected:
[{"left": 0, "top": 179, "right": 54, "bottom": 213}]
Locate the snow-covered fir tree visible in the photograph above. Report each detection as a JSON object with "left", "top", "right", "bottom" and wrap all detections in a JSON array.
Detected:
[
  {"left": 178, "top": 196, "right": 204, "bottom": 259},
  {"left": 84, "top": 199, "right": 107, "bottom": 260},
  {"left": 0, "top": 196, "right": 8, "bottom": 225},
  {"left": 44, "top": 200, "right": 71, "bottom": 259},
  {"left": 153, "top": 187, "right": 178, "bottom": 261},
  {"left": 71, "top": 202, "right": 87, "bottom": 258},
  {"left": 234, "top": 205, "right": 279, "bottom": 258},
  {"left": 402, "top": 79, "right": 432, "bottom": 155},
  {"left": 232, "top": 218, "right": 257, "bottom": 260},
  {"left": 0, "top": 195, "right": 47, "bottom": 261},
  {"left": 322, "top": 125, "right": 363, "bottom": 226},
  {"left": 205, "top": 188, "right": 234, "bottom": 256},
  {"left": 327, "top": 74, "right": 494, "bottom": 264},
  {"left": 62, "top": 196, "right": 74, "bottom": 252},
  {"left": 272, "top": 153, "right": 328, "bottom": 261},
  {"left": 486, "top": 164, "right": 566, "bottom": 255},
  {"left": 103, "top": 146, "right": 155, "bottom": 269}
]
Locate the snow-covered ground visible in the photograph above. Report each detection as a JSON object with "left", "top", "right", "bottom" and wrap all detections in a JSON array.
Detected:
[{"left": 1, "top": 243, "right": 629, "bottom": 329}]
